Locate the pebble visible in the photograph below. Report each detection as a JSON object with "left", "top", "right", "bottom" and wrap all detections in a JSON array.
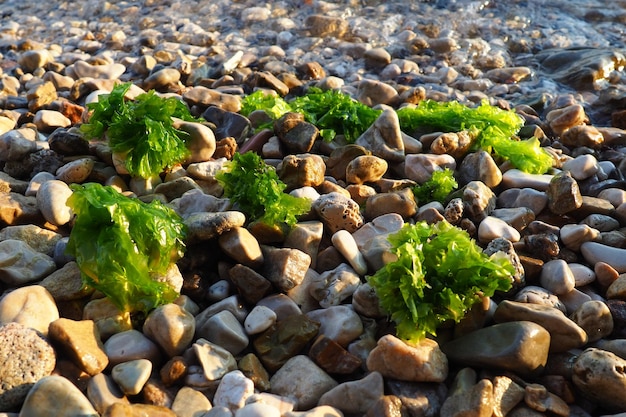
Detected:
[
  {"left": 0, "top": 322, "right": 56, "bottom": 410},
  {"left": 581, "top": 242, "right": 626, "bottom": 273},
  {"left": 20, "top": 375, "right": 98, "bottom": 417},
  {"left": 48, "top": 318, "right": 108, "bottom": 375},
  {"left": 213, "top": 370, "right": 255, "bottom": 412},
  {"left": 193, "top": 338, "right": 237, "bottom": 382},
  {"left": 111, "top": 359, "right": 152, "bottom": 396},
  {"left": 244, "top": 305, "right": 276, "bottom": 335},
  {"left": 36, "top": 179, "right": 73, "bottom": 226},
  {"left": 270, "top": 355, "right": 338, "bottom": 411},
  {"left": 493, "top": 300, "right": 587, "bottom": 352},
  {"left": 367, "top": 334, "right": 448, "bottom": 382},
  {"left": 0, "top": 285, "right": 59, "bottom": 336},
  {"left": 477, "top": 216, "right": 521, "bottom": 244},
  {"left": 540, "top": 259, "right": 576, "bottom": 295},
  {"left": 572, "top": 348, "right": 626, "bottom": 412},
  {"left": 171, "top": 387, "right": 212, "bottom": 417},
  {"left": 0, "top": 239, "right": 57, "bottom": 286},
  {"left": 309, "top": 263, "right": 361, "bottom": 308},
  {"left": 441, "top": 321, "right": 550, "bottom": 377},
  {"left": 142, "top": 303, "right": 195, "bottom": 357},
  {"left": 103, "top": 329, "right": 162, "bottom": 367}
]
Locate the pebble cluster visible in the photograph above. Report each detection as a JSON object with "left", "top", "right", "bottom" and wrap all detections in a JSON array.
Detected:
[{"left": 2, "top": 0, "right": 626, "bottom": 416}]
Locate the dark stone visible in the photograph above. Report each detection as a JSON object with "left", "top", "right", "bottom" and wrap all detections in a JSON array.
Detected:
[
  {"left": 325, "top": 144, "right": 371, "bottom": 181},
  {"left": 202, "top": 106, "right": 250, "bottom": 144},
  {"left": 228, "top": 263, "right": 272, "bottom": 304},
  {"left": 238, "top": 353, "right": 270, "bottom": 392},
  {"left": 308, "top": 335, "right": 362, "bottom": 375},
  {"left": 386, "top": 380, "right": 448, "bottom": 417},
  {"left": 607, "top": 299, "right": 626, "bottom": 338},
  {"left": 253, "top": 314, "right": 320, "bottom": 372},
  {"left": 523, "top": 233, "right": 560, "bottom": 261}
]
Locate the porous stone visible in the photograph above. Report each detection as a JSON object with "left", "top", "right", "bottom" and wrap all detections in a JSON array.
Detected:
[
  {"left": 572, "top": 348, "right": 626, "bottom": 412},
  {"left": 0, "top": 323, "right": 56, "bottom": 410}
]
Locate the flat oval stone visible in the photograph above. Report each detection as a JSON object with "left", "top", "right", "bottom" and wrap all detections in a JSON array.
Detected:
[
  {"left": 20, "top": 375, "right": 98, "bottom": 417},
  {"left": 36, "top": 179, "right": 73, "bottom": 226},
  {"left": 55, "top": 157, "right": 94, "bottom": 184},
  {"left": 0, "top": 284, "right": 59, "bottom": 336},
  {"left": 581, "top": 242, "right": 626, "bottom": 273},
  {"left": 477, "top": 216, "right": 521, "bottom": 244},
  {"left": 441, "top": 321, "right": 550, "bottom": 377},
  {"left": 540, "top": 259, "right": 576, "bottom": 295},
  {"left": 493, "top": 300, "right": 587, "bottom": 352},
  {"left": 104, "top": 329, "right": 162, "bottom": 367},
  {"left": 0, "top": 239, "right": 57, "bottom": 286}
]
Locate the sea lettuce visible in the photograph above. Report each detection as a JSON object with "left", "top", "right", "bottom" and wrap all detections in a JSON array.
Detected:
[
  {"left": 65, "top": 183, "right": 187, "bottom": 313},
  {"left": 80, "top": 82, "right": 198, "bottom": 178},
  {"left": 290, "top": 87, "right": 382, "bottom": 142},
  {"left": 216, "top": 151, "right": 311, "bottom": 227},
  {"left": 397, "top": 100, "right": 553, "bottom": 174},
  {"left": 412, "top": 168, "right": 458, "bottom": 204},
  {"left": 240, "top": 90, "right": 291, "bottom": 120},
  {"left": 367, "top": 220, "right": 514, "bottom": 343}
]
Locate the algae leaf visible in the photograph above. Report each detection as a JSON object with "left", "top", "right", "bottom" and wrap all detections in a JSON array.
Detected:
[
  {"left": 240, "top": 90, "right": 291, "bottom": 120},
  {"left": 412, "top": 168, "right": 458, "bottom": 204},
  {"left": 216, "top": 151, "right": 311, "bottom": 227},
  {"left": 65, "top": 182, "right": 187, "bottom": 313},
  {"left": 290, "top": 88, "right": 382, "bottom": 142},
  {"left": 397, "top": 100, "right": 553, "bottom": 174},
  {"left": 80, "top": 82, "right": 199, "bottom": 178},
  {"left": 367, "top": 220, "right": 513, "bottom": 343}
]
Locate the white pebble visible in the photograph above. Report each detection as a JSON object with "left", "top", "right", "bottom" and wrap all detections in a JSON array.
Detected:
[
  {"left": 331, "top": 230, "right": 368, "bottom": 275},
  {"left": 244, "top": 305, "right": 276, "bottom": 335}
]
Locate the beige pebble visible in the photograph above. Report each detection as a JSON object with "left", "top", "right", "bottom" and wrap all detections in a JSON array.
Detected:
[
  {"left": 20, "top": 375, "right": 98, "bottom": 417},
  {"left": 0, "top": 285, "right": 59, "bottom": 336},
  {"left": 142, "top": 303, "right": 196, "bottom": 357},
  {"left": 111, "top": 359, "right": 153, "bottom": 396},
  {"left": 48, "top": 318, "right": 108, "bottom": 375},
  {"left": 55, "top": 157, "right": 95, "bottom": 183},
  {"left": 570, "top": 300, "right": 613, "bottom": 342}
]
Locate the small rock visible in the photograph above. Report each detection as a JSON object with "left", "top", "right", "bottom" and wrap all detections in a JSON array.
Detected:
[
  {"left": 441, "top": 321, "right": 550, "bottom": 377},
  {"left": 33, "top": 109, "right": 72, "bottom": 132},
  {"left": 440, "top": 368, "right": 494, "bottom": 417},
  {"left": 306, "top": 305, "right": 363, "bottom": 347},
  {"left": 228, "top": 264, "right": 272, "bottom": 305},
  {"left": 142, "top": 303, "right": 195, "bottom": 357},
  {"left": 196, "top": 310, "right": 249, "bottom": 356},
  {"left": 560, "top": 224, "right": 600, "bottom": 252},
  {"left": 0, "top": 322, "right": 56, "bottom": 410},
  {"left": 171, "top": 387, "right": 212, "bottom": 417},
  {"left": 238, "top": 354, "right": 271, "bottom": 392},
  {"left": 309, "top": 263, "right": 361, "bottom": 308},
  {"left": 55, "top": 157, "right": 94, "bottom": 184},
  {"left": 213, "top": 370, "right": 255, "bottom": 412},
  {"left": 270, "top": 355, "right": 338, "bottom": 411},
  {"left": 71, "top": 60, "right": 126, "bottom": 79},
  {"left": 356, "top": 107, "right": 405, "bottom": 162},
  {"left": 184, "top": 211, "right": 246, "bottom": 243},
  {"left": 497, "top": 187, "right": 548, "bottom": 215},
  {"left": 284, "top": 221, "right": 324, "bottom": 269},
  {"left": 546, "top": 104, "right": 587, "bottom": 136},
  {"left": 570, "top": 300, "right": 613, "bottom": 342},
  {"left": 581, "top": 241, "right": 626, "bottom": 273},
  {"left": 308, "top": 335, "right": 362, "bottom": 375},
  {"left": 365, "top": 187, "right": 417, "bottom": 221},
  {"left": 345, "top": 155, "right": 388, "bottom": 185},
  {"left": 463, "top": 181, "right": 496, "bottom": 223},
  {"left": 457, "top": 150, "right": 502, "bottom": 187},
  {"left": 104, "top": 329, "right": 162, "bottom": 367},
  {"left": 524, "top": 383, "right": 570, "bottom": 416},
  {"left": 219, "top": 227, "right": 264, "bottom": 269},
  {"left": 540, "top": 259, "right": 576, "bottom": 295},
  {"left": 357, "top": 79, "right": 398, "bottom": 107},
  {"left": 142, "top": 68, "right": 181, "bottom": 91},
  {"left": 261, "top": 246, "right": 311, "bottom": 292},
  {"left": 0, "top": 129, "right": 37, "bottom": 162},
  {"left": 253, "top": 313, "right": 320, "bottom": 372},
  {"left": 193, "top": 338, "right": 237, "bottom": 382},
  {"left": 277, "top": 153, "right": 326, "bottom": 190},
  {"left": 0, "top": 285, "right": 59, "bottom": 336},
  {"left": 366, "top": 334, "right": 448, "bottom": 382},
  {"left": 501, "top": 169, "right": 553, "bottom": 191},
  {"left": 244, "top": 305, "right": 277, "bottom": 335},
  {"left": 111, "top": 359, "right": 153, "bottom": 396},
  {"left": 547, "top": 171, "right": 583, "bottom": 215},
  {"left": 20, "top": 375, "right": 98, "bottom": 417},
  {"left": 318, "top": 371, "right": 383, "bottom": 415},
  {"left": 477, "top": 216, "right": 521, "bottom": 244},
  {"left": 36, "top": 179, "right": 73, "bottom": 226},
  {"left": 40, "top": 261, "right": 93, "bottom": 301},
  {"left": 48, "top": 318, "right": 108, "bottom": 375},
  {"left": 493, "top": 300, "right": 587, "bottom": 352},
  {"left": 562, "top": 154, "right": 599, "bottom": 180},
  {"left": 572, "top": 348, "right": 626, "bottom": 412}
]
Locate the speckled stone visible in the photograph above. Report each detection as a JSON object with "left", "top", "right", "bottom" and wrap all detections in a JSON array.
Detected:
[{"left": 0, "top": 322, "right": 56, "bottom": 410}]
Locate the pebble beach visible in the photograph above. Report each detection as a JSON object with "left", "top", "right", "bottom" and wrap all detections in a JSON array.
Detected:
[{"left": 2, "top": 0, "right": 626, "bottom": 416}]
